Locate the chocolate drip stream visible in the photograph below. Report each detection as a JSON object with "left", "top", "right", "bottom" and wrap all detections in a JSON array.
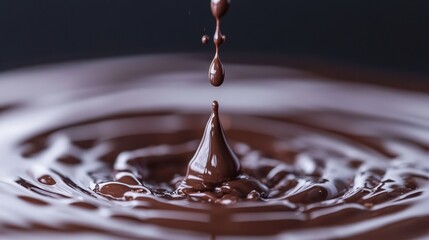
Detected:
[{"left": 208, "top": 0, "right": 229, "bottom": 87}]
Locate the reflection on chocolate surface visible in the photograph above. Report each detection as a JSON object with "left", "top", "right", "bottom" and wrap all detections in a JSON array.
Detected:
[{"left": 0, "top": 55, "right": 429, "bottom": 239}]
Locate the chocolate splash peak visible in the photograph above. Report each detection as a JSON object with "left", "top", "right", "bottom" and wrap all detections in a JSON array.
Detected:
[
  {"left": 208, "top": 0, "right": 230, "bottom": 87},
  {"left": 180, "top": 101, "right": 240, "bottom": 191}
]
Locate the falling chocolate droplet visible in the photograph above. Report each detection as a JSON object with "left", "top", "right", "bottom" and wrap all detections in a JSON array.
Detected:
[
  {"left": 211, "top": 0, "right": 230, "bottom": 19},
  {"left": 181, "top": 101, "right": 240, "bottom": 191},
  {"left": 209, "top": 57, "right": 225, "bottom": 87},
  {"left": 208, "top": 0, "right": 230, "bottom": 87},
  {"left": 202, "top": 35, "right": 210, "bottom": 44}
]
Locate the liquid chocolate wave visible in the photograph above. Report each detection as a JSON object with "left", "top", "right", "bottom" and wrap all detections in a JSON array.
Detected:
[{"left": 0, "top": 55, "right": 428, "bottom": 239}]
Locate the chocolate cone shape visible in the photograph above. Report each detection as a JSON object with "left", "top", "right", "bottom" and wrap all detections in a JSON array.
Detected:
[{"left": 183, "top": 101, "right": 240, "bottom": 190}]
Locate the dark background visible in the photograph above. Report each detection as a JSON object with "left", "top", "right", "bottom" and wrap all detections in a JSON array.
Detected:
[{"left": 0, "top": 0, "right": 428, "bottom": 74}]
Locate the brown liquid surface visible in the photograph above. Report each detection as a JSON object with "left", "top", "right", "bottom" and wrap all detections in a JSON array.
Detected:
[{"left": 1, "top": 54, "right": 429, "bottom": 239}]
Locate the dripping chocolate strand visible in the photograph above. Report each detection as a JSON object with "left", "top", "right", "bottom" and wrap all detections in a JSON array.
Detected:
[{"left": 208, "top": 0, "right": 230, "bottom": 87}]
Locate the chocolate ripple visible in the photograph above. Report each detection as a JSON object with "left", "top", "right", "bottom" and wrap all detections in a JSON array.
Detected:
[{"left": 0, "top": 55, "right": 429, "bottom": 239}]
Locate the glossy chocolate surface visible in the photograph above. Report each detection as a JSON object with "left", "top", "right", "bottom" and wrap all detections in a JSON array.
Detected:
[{"left": 0, "top": 55, "right": 429, "bottom": 239}]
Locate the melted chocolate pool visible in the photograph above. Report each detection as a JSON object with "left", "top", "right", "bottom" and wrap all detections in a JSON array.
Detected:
[{"left": 0, "top": 55, "right": 429, "bottom": 239}]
